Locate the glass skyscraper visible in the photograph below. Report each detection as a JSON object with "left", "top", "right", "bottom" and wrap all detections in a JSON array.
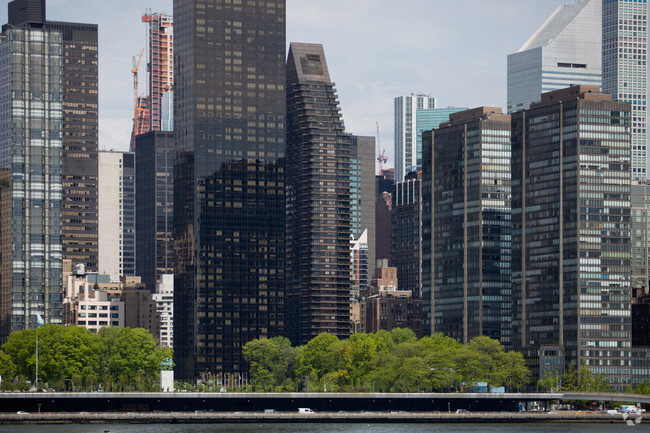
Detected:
[
  {"left": 507, "top": 0, "right": 602, "bottom": 114},
  {"left": 603, "top": 0, "right": 648, "bottom": 179},
  {"left": 511, "top": 85, "right": 632, "bottom": 389},
  {"left": 0, "top": 0, "right": 98, "bottom": 339},
  {"left": 173, "top": 0, "right": 286, "bottom": 379}
]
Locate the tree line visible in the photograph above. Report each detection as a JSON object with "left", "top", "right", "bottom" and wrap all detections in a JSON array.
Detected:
[
  {"left": 242, "top": 329, "right": 531, "bottom": 392},
  {"left": 0, "top": 325, "right": 172, "bottom": 392}
]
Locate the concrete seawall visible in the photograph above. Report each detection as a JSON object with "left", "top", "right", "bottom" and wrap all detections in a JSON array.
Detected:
[{"left": 0, "top": 411, "right": 640, "bottom": 424}]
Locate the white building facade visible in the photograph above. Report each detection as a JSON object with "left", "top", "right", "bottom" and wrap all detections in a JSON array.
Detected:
[
  {"left": 98, "top": 150, "right": 136, "bottom": 281},
  {"left": 394, "top": 94, "right": 436, "bottom": 182},
  {"left": 152, "top": 274, "right": 174, "bottom": 348},
  {"left": 507, "top": 0, "right": 602, "bottom": 113}
]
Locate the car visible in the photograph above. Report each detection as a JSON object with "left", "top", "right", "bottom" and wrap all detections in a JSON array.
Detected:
[{"left": 456, "top": 409, "right": 470, "bottom": 414}]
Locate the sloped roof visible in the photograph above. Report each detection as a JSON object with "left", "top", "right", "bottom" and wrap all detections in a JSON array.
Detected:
[{"left": 518, "top": 0, "right": 593, "bottom": 52}]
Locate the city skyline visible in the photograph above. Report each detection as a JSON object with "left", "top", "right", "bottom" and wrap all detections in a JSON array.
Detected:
[{"left": 0, "top": 0, "right": 569, "bottom": 169}]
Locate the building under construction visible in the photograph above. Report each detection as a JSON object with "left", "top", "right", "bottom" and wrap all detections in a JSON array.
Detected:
[{"left": 132, "top": 11, "right": 173, "bottom": 149}]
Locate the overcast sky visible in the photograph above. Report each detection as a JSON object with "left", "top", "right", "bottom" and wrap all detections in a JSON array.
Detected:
[{"left": 0, "top": 0, "right": 564, "bottom": 167}]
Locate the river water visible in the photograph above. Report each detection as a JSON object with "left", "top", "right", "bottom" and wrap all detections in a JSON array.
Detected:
[{"left": 0, "top": 424, "right": 647, "bottom": 433}]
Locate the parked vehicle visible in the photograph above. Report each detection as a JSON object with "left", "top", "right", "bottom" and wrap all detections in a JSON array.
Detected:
[{"left": 298, "top": 408, "right": 315, "bottom": 413}]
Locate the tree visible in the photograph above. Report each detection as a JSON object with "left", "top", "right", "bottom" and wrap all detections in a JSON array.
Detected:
[
  {"left": 0, "top": 349, "right": 16, "bottom": 383},
  {"left": 242, "top": 336, "right": 298, "bottom": 391},
  {"left": 97, "top": 327, "right": 171, "bottom": 390}
]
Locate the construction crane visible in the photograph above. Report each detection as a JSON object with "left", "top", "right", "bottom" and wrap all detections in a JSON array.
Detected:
[
  {"left": 376, "top": 121, "right": 388, "bottom": 175},
  {"left": 130, "top": 48, "right": 144, "bottom": 150}
]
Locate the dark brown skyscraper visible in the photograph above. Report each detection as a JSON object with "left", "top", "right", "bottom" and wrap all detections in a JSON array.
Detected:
[
  {"left": 173, "top": 0, "right": 286, "bottom": 379},
  {"left": 285, "top": 43, "right": 352, "bottom": 344},
  {"left": 48, "top": 10, "right": 99, "bottom": 271}
]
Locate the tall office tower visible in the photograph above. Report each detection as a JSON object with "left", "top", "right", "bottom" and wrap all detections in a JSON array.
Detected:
[
  {"left": 351, "top": 135, "right": 376, "bottom": 283},
  {"left": 173, "top": 0, "right": 286, "bottom": 379},
  {"left": 422, "top": 107, "right": 512, "bottom": 344},
  {"left": 391, "top": 171, "right": 422, "bottom": 298},
  {"left": 98, "top": 151, "right": 136, "bottom": 282},
  {"left": 394, "top": 94, "right": 436, "bottom": 182},
  {"left": 631, "top": 180, "right": 650, "bottom": 293},
  {"left": 507, "top": 0, "right": 601, "bottom": 113},
  {"left": 142, "top": 11, "right": 173, "bottom": 132},
  {"left": 511, "top": 85, "right": 632, "bottom": 389},
  {"left": 286, "top": 43, "right": 352, "bottom": 345},
  {"left": 135, "top": 131, "right": 174, "bottom": 292},
  {"left": 603, "top": 0, "right": 648, "bottom": 179},
  {"left": 0, "top": 0, "right": 99, "bottom": 339}
]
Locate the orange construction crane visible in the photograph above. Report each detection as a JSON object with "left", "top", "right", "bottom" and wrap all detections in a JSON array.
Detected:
[
  {"left": 376, "top": 121, "right": 388, "bottom": 175},
  {"left": 130, "top": 48, "right": 144, "bottom": 150}
]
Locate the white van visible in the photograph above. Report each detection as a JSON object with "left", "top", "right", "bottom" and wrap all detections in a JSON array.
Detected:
[{"left": 298, "top": 408, "right": 315, "bottom": 413}]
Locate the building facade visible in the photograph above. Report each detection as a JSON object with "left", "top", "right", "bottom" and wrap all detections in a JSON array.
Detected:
[
  {"left": 511, "top": 85, "right": 632, "bottom": 388},
  {"left": 362, "top": 262, "right": 422, "bottom": 337},
  {"left": 135, "top": 131, "right": 174, "bottom": 292},
  {"left": 424, "top": 107, "right": 512, "bottom": 345},
  {"left": 173, "top": 0, "right": 286, "bottom": 379},
  {"left": 391, "top": 171, "right": 422, "bottom": 298},
  {"left": 285, "top": 42, "right": 352, "bottom": 344},
  {"left": 98, "top": 150, "right": 136, "bottom": 282},
  {"left": 143, "top": 11, "right": 173, "bottom": 133},
  {"left": 394, "top": 94, "right": 436, "bottom": 182},
  {"left": 415, "top": 107, "right": 466, "bottom": 167},
  {"left": 631, "top": 180, "right": 650, "bottom": 293},
  {"left": 351, "top": 135, "right": 376, "bottom": 280},
  {"left": 0, "top": 0, "right": 66, "bottom": 338},
  {"left": 152, "top": 274, "right": 174, "bottom": 348},
  {"left": 507, "top": 0, "right": 602, "bottom": 113},
  {"left": 603, "top": 0, "right": 648, "bottom": 179}
]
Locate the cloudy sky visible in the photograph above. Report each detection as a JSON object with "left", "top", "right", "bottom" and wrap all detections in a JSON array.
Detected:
[{"left": 0, "top": 0, "right": 563, "bottom": 167}]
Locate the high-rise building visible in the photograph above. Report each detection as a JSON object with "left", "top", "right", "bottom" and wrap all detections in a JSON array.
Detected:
[
  {"left": 98, "top": 150, "right": 136, "bottom": 282},
  {"left": 135, "top": 131, "right": 174, "bottom": 293},
  {"left": 142, "top": 11, "right": 173, "bottom": 133},
  {"left": 173, "top": 0, "right": 286, "bottom": 379},
  {"left": 423, "top": 107, "right": 512, "bottom": 345},
  {"left": 603, "top": 0, "right": 648, "bottom": 178},
  {"left": 0, "top": 0, "right": 98, "bottom": 338},
  {"left": 351, "top": 135, "right": 376, "bottom": 279},
  {"left": 285, "top": 42, "right": 352, "bottom": 344},
  {"left": 507, "top": 0, "right": 602, "bottom": 113},
  {"left": 511, "top": 85, "right": 632, "bottom": 389},
  {"left": 391, "top": 171, "right": 422, "bottom": 298},
  {"left": 394, "top": 94, "right": 436, "bottom": 181}
]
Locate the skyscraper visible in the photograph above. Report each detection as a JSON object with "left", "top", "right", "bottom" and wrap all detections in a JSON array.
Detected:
[
  {"left": 173, "top": 0, "right": 286, "bottom": 379},
  {"left": 285, "top": 43, "right": 352, "bottom": 344},
  {"left": 135, "top": 131, "right": 174, "bottom": 293},
  {"left": 423, "top": 107, "right": 512, "bottom": 344},
  {"left": 507, "top": 0, "right": 602, "bottom": 113},
  {"left": 142, "top": 11, "right": 173, "bottom": 133},
  {"left": 394, "top": 94, "right": 436, "bottom": 182},
  {"left": 0, "top": 0, "right": 98, "bottom": 339},
  {"left": 511, "top": 85, "right": 632, "bottom": 388},
  {"left": 603, "top": 0, "right": 648, "bottom": 178},
  {"left": 98, "top": 150, "right": 136, "bottom": 281}
]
